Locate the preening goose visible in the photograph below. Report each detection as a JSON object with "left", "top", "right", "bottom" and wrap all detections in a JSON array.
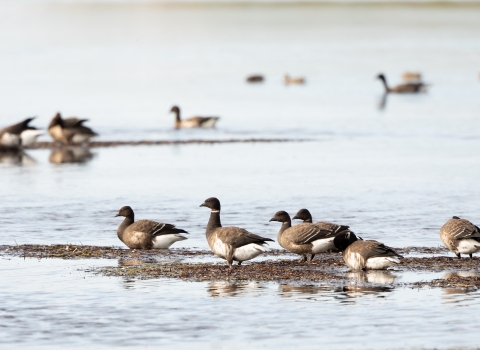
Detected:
[
  {"left": 0, "top": 118, "right": 43, "bottom": 150},
  {"left": 292, "top": 208, "right": 351, "bottom": 237},
  {"left": 377, "top": 73, "right": 428, "bottom": 93},
  {"left": 115, "top": 206, "right": 188, "bottom": 249},
  {"left": 48, "top": 113, "right": 98, "bottom": 145},
  {"left": 333, "top": 231, "right": 402, "bottom": 271},
  {"left": 170, "top": 106, "right": 220, "bottom": 129},
  {"left": 200, "top": 197, "right": 273, "bottom": 268},
  {"left": 269, "top": 210, "right": 340, "bottom": 262},
  {"left": 440, "top": 216, "right": 480, "bottom": 258}
]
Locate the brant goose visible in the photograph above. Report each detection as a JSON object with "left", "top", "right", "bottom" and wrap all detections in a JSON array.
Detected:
[
  {"left": 270, "top": 210, "right": 340, "bottom": 262},
  {"left": 284, "top": 74, "right": 305, "bottom": 85},
  {"left": 333, "top": 231, "right": 402, "bottom": 270},
  {"left": 377, "top": 73, "right": 428, "bottom": 93},
  {"left": 440, "top": 216, "right": 480, "bottom": 258},
  {"left": 170, "top": 106, "right": 220, "bottom": 129},
  {"left": 292, "top": 208, "right": 351, "bottom": 236},
  {"left": 0, "top": 118, "right": 43, "bottom": 150},
  {"left": 246, "top": 75, "right": 264, "bottom": 83},
  {"left": 48, "top": 113, "right": 98, "bottom": 145},
  {"left": 115, "top": 206, "right": 188, "bottom": 249},
  {"left": 200, "top": 197, "right": 273, "bottom": 268}
]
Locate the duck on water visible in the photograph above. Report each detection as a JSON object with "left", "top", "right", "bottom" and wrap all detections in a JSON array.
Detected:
[
  {"left": 115, "top": 206, "right": 188, "bottom": 249},
  {"left": 170, "top": 106, "right": 220, "bottom": 129},
  {"left": 200, "top": 197, "right": 273, "bottom": 268}
]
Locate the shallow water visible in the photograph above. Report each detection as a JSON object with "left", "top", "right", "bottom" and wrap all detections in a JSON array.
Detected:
[{"left": 1, "top": 2, "right": 480, "bottom": 348}]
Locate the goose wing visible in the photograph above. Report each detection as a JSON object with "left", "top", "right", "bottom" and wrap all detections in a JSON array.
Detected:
[
  {"left": 188, "top": 116, "right": 219, "bottom": 125},
  {"left": 63, "top": 118, "right": 89, "bottom": 128},
  {"left": 129, "top": 219, "right": 188, "bottom": 236},
  {"left": 0, "top": 118, "right": 35, "bottom": 136},
  {"left": 216, "top": 227, "right": 273, "bottom": 248},
  {"left": 354, "top": 240, "right": 402, "bottom": 259},
  {"left": 441, "top": 217, "right": 480, "bottom": 240},
  {"left": 314, "top": 222, "right": 350, "bottom": 235},
  {"left": 286, "top": 223, "right": 336, "bottom": 244}
]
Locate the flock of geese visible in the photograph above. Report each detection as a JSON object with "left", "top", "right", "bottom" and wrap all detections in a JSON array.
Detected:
[{"left": 115, "top": 197, "right": 480, "bottom": 270}]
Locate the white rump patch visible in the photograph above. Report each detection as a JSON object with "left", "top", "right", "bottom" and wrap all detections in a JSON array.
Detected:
[
  {"left": 71, "top": 133, "right": 94, "bottom": 144},
  {"left": 20, "top": 129, "right": 44, "bottom": 146},
  {"left": 1, "top": 133, "right": 21, "bottom": 147},
  {"left": 152, "top": 234, "right": 187, "bottom": 249},
  {"left": 365, "top": 256, "right": 400, "bottom": 270},
  {"left": 199, "top": 118, "right": 218, "bottom": 128},
  {"left": 457, "top": 239, "right": 480, "bottom": 255},
  {"left": 311, "top": 237, "right": 335, "bottom": 254},
  {"left": 234, "top": 244, "right": 269, "bottom": 262}
]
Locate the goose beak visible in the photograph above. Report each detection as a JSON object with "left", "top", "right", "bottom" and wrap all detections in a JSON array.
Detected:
[
  {"left": 114, "top": 213, "right": 120, "bottom": 217},
  {"left": 269, "top": 218, "right": 275, "bottom": 222},
  {"left": 199, "top": 203, "right": 206, "bottom": 207},
  {"left": 292, "top": 215, "right": 299, "bottom": 220}
]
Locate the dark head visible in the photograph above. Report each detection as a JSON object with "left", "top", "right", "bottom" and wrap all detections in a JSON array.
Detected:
[
  {"left": 48, "top": 113, "right": 64, "bottom": 129},
  {"left": 333, "top": 231, "right": 358, "bottom": 251},
  {"left": 115, "top": 206, "right": 134, "bottom": 218},
  {"left": 376, "top": 73, "right": 386, "bottom": 82},
  {"left": 170, "top": 106, "right": 180, "bottom": 114},
  {"left": 292, "top": 208, "right": 312, "bottom": 222},
  {"left": 200, "top": 197, "right": 221, "bottom": 211},
  {"left": 269, "top": 210, "right": 291, "bottom": 223}
]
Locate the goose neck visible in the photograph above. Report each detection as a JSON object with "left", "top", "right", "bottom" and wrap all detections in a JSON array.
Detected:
[
  {"left": 117, "top": 214, "right": 134, "bottom": 239},
  {"left": 277, "top": 221, "right": 292, "bottom": 241},
  {"left": 206, "top": 210, "right": 222, "bottom": 236}
]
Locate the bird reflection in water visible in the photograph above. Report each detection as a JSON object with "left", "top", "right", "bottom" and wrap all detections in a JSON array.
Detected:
[
  {"left": 0, "top": 150, "right": 36, "bottom": 166},
  {"left": 278, "top": 284, "right": 332, "bottom": 297},
  {"left": 49, "top": 147, "right": 94, "bottom": 165},
  {"left": 207, "top": 281, "right": 262, "bottom": 298},
  {"left": 441, "top": 271, "right": 480, "bottom": 297}
]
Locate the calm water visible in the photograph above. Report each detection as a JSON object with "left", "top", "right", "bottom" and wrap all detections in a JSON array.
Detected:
[{"left": 1, "top": 2, "right": 480, "bottom": 348}]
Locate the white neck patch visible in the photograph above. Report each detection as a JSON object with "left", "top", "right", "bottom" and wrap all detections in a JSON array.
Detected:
[{"left": 211, "top": 209, "right": 220, "bottom": 213}]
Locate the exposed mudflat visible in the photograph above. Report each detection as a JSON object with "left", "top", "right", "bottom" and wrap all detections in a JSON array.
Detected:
[{"left": 2, "top": 245, "right": 479, "bottom": 290}]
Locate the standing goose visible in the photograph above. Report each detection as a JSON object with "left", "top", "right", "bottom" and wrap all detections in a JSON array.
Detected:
[
  {"left": 170, "top": 106, "right": 220, "bottom": 129},
  {"left": 48, "top": 112, "right": 98, "bottom": 145},
  {"left": 292, "top": 208, "right": 351, "bottom": 237},
  {"left": 377, "top": 73, "right": 428, "bottom": 93},
  {"left": 115, "top": 206, "right": 188, "bottom": 249},
  {"left": 0, "top": 118, "right": 43, "bottom": 150},
  {"left": 199, "top": 197, "right": 273, "bottom": 268},
  {"left": 269, "top": 210, "right": 340, "bottom": 262},
  {"left": 333, "top": 231, "right": 402, "bottom": 271},
  {"left": 440, "top": 216, "right": 480, "bottom": 258}
]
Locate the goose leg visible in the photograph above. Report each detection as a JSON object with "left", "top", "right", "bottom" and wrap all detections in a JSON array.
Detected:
[
  {"left": 469, "top": 254, "right": 473, "bottom": 259},
  {"left": 310, "top": 254, "right": 315, "bottom": 262},
  {"left": 238, "top": 261, "right": 242, "bottom": 266},
  {"left": 226, "top": 245, "right": 234, "bottom": 269},
  {"left": 456, "top": 253, "right": 461, "bottom": 259},
  {"left": 300, "top": 255, "right": 307, "bottom": 263}
]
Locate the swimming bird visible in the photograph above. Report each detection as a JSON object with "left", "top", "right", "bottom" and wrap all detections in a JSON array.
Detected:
[
  {"left": 115, "top": 206, "right": 188, "bottom": 249},
  {"left": 199, "top": 197, "right": 273, "bottom": 268},
  {"left": 48, "top": 113, "right": 98, "bottom": 145},
  {"left": 170, "top": 106, "right": 220, "bottom": 129},
  {"left": 246, "top": 75, "right": 264, "bottom": 83},
  {"left": 270, "top": 210, "right": 342, "bottom": 262},
  {"left": 402, "top": 72, "right": 422, "bottom": 82},
  {"left": 376, "top": 73, "right": 428, "bottom": 93},
  {"left": 333, "top": 231, "right": 402, "bottom": 271},
  {"left": 0, "top": 118, "right": 43, "bottom": 150},
  {"left": 440, "top": 216, "right": 480, "bottom": 259},
  {"left": 292, "top": 208, "right": 351, "bottom": 237},
  {"left": 284, "top": 74, "right": 305, "bottom": 85}
]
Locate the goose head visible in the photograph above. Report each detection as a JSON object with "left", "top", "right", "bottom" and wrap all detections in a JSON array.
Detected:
[
  {"left": 292, "top": 208, "right": 312, "bottom": 222},
  {"left": 333, "top": 231, "right": 358, "bottom": 251},
  {"left": 200, "top": 197, "right": 221, "bottom": 211},
  {"left": 269, "top": 210, "right": 291, "bottom": 224},
  {"left": 115, "top": 206, "right": 134, "bottom": 218}
]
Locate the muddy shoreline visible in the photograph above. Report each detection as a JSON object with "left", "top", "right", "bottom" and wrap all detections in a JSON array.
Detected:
[
  {"left": 2, "top": 244, "right": 479, "bottom": 290},
  {"left": 25, "top": 138, "right": 310, "bottom": 149}
]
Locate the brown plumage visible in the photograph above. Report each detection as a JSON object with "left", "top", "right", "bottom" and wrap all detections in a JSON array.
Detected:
[
  {"left": 246, "top": 75, "right": 264, "bottom": 83},
  {"left": 0, "top": 118, "right": 43, "bottom": 150},
  {"left": 440, "top": 216, "right": 480, "bottom": 258},
  {"left": 334, "top": 232, "right": 402, "bottom": 271},
  {"left": 200, "top": 197, "right": 273, "bottom": 268},
  {"left": 170, "top": 106, "right": 219, "bottom": 129},
  {"left": 284, "top": 74, "right": 305, "bottom": 85},
  {"left": 377, "top": 73, "right": 428, "bottom": 93},
  {"left": 48, "top": 113, "right": 97, "bottom": 145},
  {"left": 270, "top": 210, "right": 339, "bottom": 262},
  {"left": 115, "top": 206, "right": 188, "bottom": 250}
]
